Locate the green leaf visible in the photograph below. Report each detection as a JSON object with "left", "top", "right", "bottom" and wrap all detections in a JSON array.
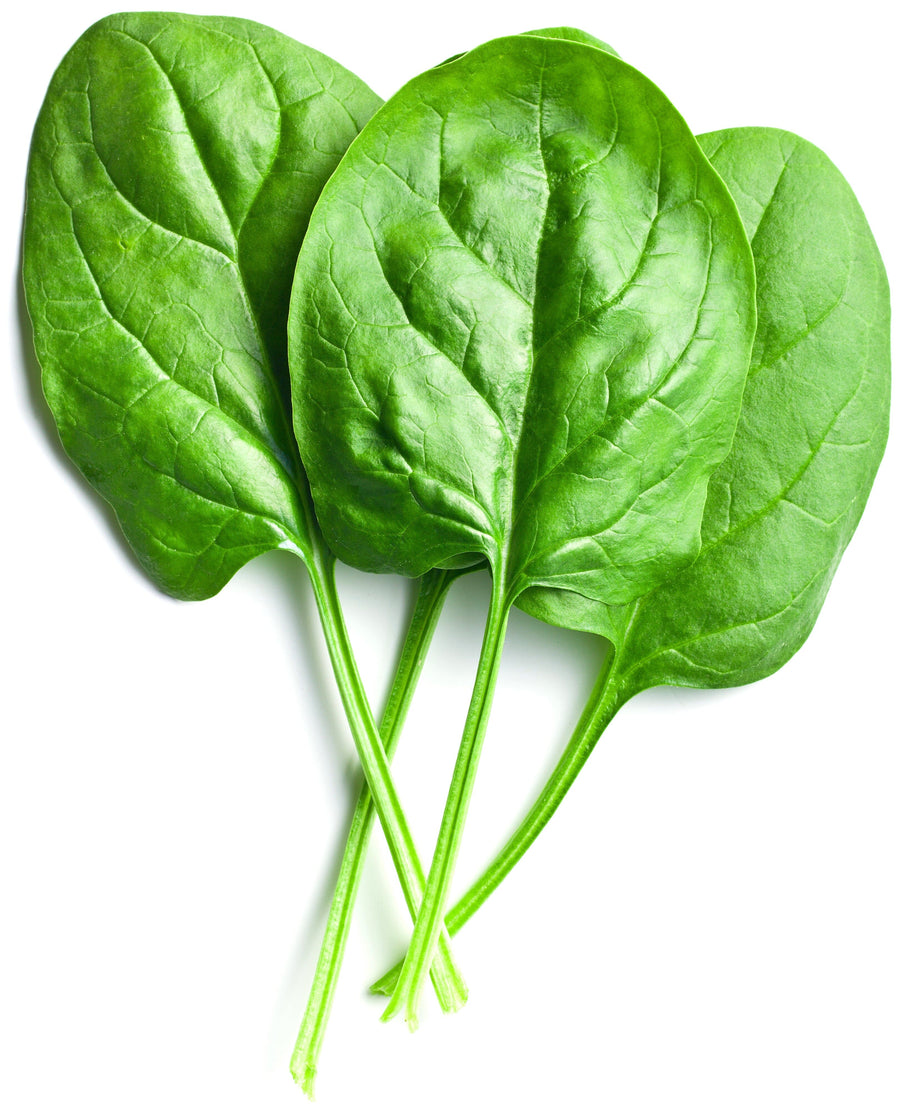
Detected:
[
  {"left": 24, "top": 12, "right": 381, "bottom": 600},
  {"left": 521, "top": 127, "right": 891, "bottom": 700},
  {"left": 289, "top": 33, "right": 755, "bottom": 608}
]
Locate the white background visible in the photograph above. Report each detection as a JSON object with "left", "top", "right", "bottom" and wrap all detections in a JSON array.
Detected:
[{"left": 2, "top": 2, "right": 897, "bottom": 1110}]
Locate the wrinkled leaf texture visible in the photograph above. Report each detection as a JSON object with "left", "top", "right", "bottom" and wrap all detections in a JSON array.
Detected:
[
  {"left": 289, "top": 33, "right": 757, "bottom": 609},
  {"left": 521, "top": 127, "right": 890, "bottom": 699},
  {"left": 24, "top": 12, "right": 381, "bottom": 600}
]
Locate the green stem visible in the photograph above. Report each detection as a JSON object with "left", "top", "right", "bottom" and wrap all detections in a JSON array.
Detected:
[
  {"left": 371, "top": 650, "right": 621, "bottom": 997},
  {"left": 291, "top": 568, "right": 462, "bottom": 1097},
  {"left": 382, "top": 571, "right": 511, "bottom": 1029},
  {"left": 306, "top": 554, "right": 467, "bottom": 1025}
]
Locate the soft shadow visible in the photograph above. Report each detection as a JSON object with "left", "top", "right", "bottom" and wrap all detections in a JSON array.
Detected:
[
  {"left": 505, "top": 602, "right": 608, "bottom": 761},
  {"left": 255, "top": 549, "right": 364, "bottom": 784},
  {"left": 264, "top": 780, "right": 364, "bottom": 1072},
  {"left": 468, "top": 604, "right": 609, "bottom": 882},
  {"left": 636, "top": 683, "right": 735, "bottom": 713},
  {"left": 15, "top": 216, "right": 147, "bottom": 581}
]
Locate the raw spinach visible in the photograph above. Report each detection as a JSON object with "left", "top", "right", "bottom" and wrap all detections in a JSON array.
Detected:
[
  {"left": 23, "top": 11, "right": 466, "bottom": 1012},
  {"left": 372, "top": 126, "right": 891, "bottom": 990},
  {"left": 26, "top": 14, "right": 889, "bottom": 1090},
  {"left": 288, "top": 33, "right": 756, "bottom": 1026}
]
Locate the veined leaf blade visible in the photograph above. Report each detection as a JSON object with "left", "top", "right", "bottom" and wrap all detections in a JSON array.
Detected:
[
  {"left": 289, "top": 35, "right": 756, "bottom": 608},
  {"left": 24, "top": 12, "right": 381, "bottom": 599}
]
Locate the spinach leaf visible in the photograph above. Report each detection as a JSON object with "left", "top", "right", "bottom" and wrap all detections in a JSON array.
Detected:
[
  {"left": 290, "top": 35, "right": 754, "bottom": 603},
  {"left": 381, "top": 126, "right": 890, "bottom": 977},
  {"left": 24, "top": 11, "right": 466, "bottom": 1014},
  {"left": 25, "top": 11, "right": 380, "bottom": 597},
  {"left": 289, "top": 33, "right": 756, "bottom": 1025}
]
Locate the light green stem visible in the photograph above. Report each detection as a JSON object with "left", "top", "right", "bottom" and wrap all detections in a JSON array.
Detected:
[
  {"left": 382, "top": 572, "right": 510, "bottom": 1029},
  {"left": 306, "top": 554, "right": 466, "bottom": 1028},
  {"left": 371, "top": 650, "right": 622, "bottom": 997},
  {"left": 292, "top": 568, "right": 463, "bottom": 1097}
]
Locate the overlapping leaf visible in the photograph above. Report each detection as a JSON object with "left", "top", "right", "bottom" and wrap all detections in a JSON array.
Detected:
[{"left": 520, "top": 127, "right": 890, "bottom": 700}]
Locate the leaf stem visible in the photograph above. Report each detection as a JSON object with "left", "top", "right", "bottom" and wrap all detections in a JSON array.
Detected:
[
  {"left": 305, "top": 555, "right": 467, "bottom": 1028},
  {"left": 291, "top": 568, "right": 463, "bottom": 1096},
  {"left": 371, "top": 649, "right": 622, "bottom": 996},
  {"left": 382, "top": 571, "right": 511, "bottom": 1029}
]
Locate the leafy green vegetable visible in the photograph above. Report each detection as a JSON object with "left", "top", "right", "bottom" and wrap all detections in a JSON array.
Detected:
[
  {"left": 289, "top": 33, "right": 756, "bottom": 1025},
  {"left": 290, "top": 35, "right": 754, "bottom": 602},
  {"left": 27, "top": 13, "right": 889, "bottom": 1090},
  {"left": 26, "top": 11, "right": 379, "bottom": 597},
  {"left": 23, "top": 11, "right": 466, "bottom": 1013},
  {"left": 373, "top": 126, "right": 891, "bottom": 992}
]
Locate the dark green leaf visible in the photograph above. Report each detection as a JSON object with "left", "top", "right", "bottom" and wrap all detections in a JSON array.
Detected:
[
  {"left": 289, "top": 34, "right": 756, "bottom": 609},
  {"left": 24, "top": 12, "right": 380, "bottom": 600}
]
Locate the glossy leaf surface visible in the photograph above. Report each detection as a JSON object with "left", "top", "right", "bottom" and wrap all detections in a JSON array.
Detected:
[
  {"left": 289, "top": 34, "right": 756, "bottom": 607},
  {"left": 25, "top": 12, "right": 380, "bottom": 599},
  {"left": 522, "top": 128, "right": 890, "bottom": 698}
]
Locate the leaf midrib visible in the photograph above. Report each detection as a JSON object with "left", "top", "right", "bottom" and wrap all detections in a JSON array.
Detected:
[{"left": 501, "top": 50, "right": 551, "bottom": 585}]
